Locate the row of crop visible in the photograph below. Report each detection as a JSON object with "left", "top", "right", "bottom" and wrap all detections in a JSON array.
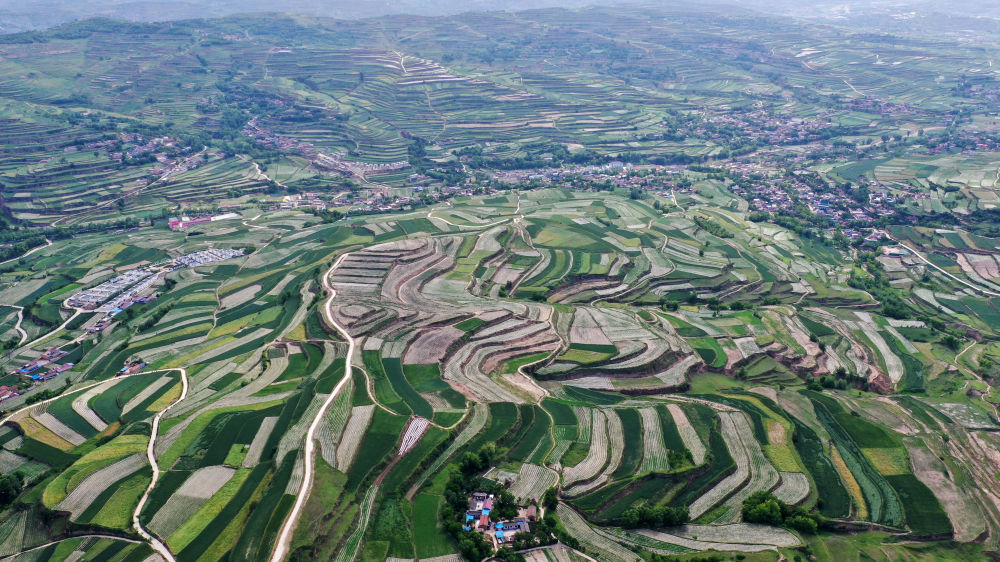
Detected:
[{"left": 808, "top": 394, "right": 904, "bottom": 527}]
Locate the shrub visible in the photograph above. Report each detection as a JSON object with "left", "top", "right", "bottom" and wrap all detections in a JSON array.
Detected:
[{"left": 742, "top": 491, "right": 819, "bottom": 534}]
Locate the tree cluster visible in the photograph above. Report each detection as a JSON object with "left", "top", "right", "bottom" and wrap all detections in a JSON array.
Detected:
[
  {"left": 741, "top": 491, "right": 818, "bottom": 534},
  {"left": 620, "top": 504, "right": 689, "bottom": 528}
]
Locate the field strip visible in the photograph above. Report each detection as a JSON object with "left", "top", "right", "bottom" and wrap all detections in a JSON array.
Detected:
[
  {"left": 121, "top": 375, "right": 173, "bottom": 416},
  {"left": 56, "top": 453, "right": 146, "bottom": 516},
  {"left": 629, "top": 527, "right": 792, "bottom": 552},
  {"left": 131, "top": 367, "right": 189, "bottom": 562},
  {"left": 336, "top": 405, "right": 377, "bottom": 471},
  {"left": 71, "top": 381, "right": 114, "bottom": 432},
  {"left": 407, "top": 402, "right": 487, "bottom": 499},
  {"left": 0, "top": 305, "right": 27, "bottom": 346},
  {"left": 270, "top": 251, "right": 357, "bottom": 562},
  {"left": 17, "top": 309, "right": 82, "bottom": 354},
  {"left": 772, "top": 471, "right": 810, "bottom": 505},
  {"left": 558, "top": 503, "right": 640, "bottom": 562},
  {"left": 0, "top": 371, "right": 159, "bottom": 430},
  {"left": 888, "top": 236, "right": 1000, "bottom": 297},
  {"left": 244, "top": 416, "right": 279, "bottom": 468},
  {"left": 638, "top": 407, "right": 670, "bottom": 474},
  {"left": 687, "top": 411, "right": 751, "bottom": 520},
  {"left": 509, "top": 463, "right": 559, "bottom": 503},
  {"left": 0, "top": 534, "right": 142, "bottom": 562},
  {"left": 32, "top": 411, "right": 85, "bottom": 447},
  {"left": 563, "top": 409, "right": 609, "bottom": 488},
  {"left": 858, "top": 328, "right": 904, "bottom": 384},
  {"left": 667, "top": 404, "right": 706, "bottom": 465},
  {"left": 335, "top": 485, "right": 378, "bottom": 562}
]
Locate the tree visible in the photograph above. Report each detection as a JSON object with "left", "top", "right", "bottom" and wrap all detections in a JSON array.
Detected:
[
  {"left": 741, "top": 491, "right": 819, "bottom": 534},
  {"left": 0, "top": 473, "right": 23, "bottom": 507},
  {"left": 542, "top": 487, "right": 558, "bottom": 510},
  {"left": 742, "top": 493, "right": 782, "bottom": 526},
  {"left": 786, "top": 515, "right": 818, "bottom": 534}
]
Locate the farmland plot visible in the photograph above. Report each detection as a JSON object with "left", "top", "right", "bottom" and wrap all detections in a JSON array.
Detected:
[
  {"left": 557, "top": 503, "right": 641, "bottom": 562},
  {"left": 337, "top": 405, "right": 377, "bottom": 471},
  {"left": 243, "top": 416, "right": 279, "bottom": 468},
  {"left": 509, "top": 463, "right": 559, "bottom": 503},
  {"left": 632, "top": 524, "right": 798, "bottom": 552},
  {"left": 565, "top": 409, "right": 625, "bottom": 497},
  {"left": 0, "top": 450, "right": 28, "bottom": 473},
  {"left": 772, "top": 472, "right": 810, "bottom": 505},
  {"left": 149, "top": 466, "right": 236, "bottom": 537},
  {"left": 318, "top": 384, "right": 353, "bottom": 468},
  {"left": 668, "top": 404, "right": 706, "bottom": 465},
  {"left": 71, "top": 381, "right": 114, "bottom": 432},
  {"left": 714, "top": 412, "right": 781, "bottom": 523},
  {"left": 638, "top": 407, "right": 671, "bottom": 474},
  {"left": 121, "top": 375, "right": 174, "bottom": 416},
  {"left": 562, "top": 409, "right": 608, "bottom": 488},
  {"left": 30, "top": 411, "right": 85, "bottom": 447},
  {"left": 408, "top": 403, "right": 488, "bottom": 496},
  {"left": 56, "top": 453, "right": 146, "bottom": 519},
  {"left": 687, "top": 411, "right": 751, "bottom": 520},
  {"left": 851, "top": 316, "right": 905, "bottom": 384},
  {"left": 399, "top": 416, "right": 430, "bottom": 455}
]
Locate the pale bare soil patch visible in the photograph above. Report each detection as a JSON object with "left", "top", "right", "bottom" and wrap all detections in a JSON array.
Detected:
[
  {"left": 219, "top": 284, "right": 261, "bottom": 309},
  {"left": 337, "top": 405, "right": 377, "bottom": 471},
  {"left": 403, "top": 327, "right": 464, "bottom": 364},
  {"left": 668, "top": 404, "right": 706, "bottom": 465},
  {"left": 56, "top": 453, "right": 146, "bottom": 518}
]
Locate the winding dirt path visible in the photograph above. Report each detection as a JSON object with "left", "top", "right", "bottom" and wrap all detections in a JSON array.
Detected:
[
  {"left": 886, "top": 234, "right": 1000, "bottom": 298},
  {"left": 0, "top": 535, "right": 142, "bottom": 562},
  {"left": 18, "top": 309, "right": 82, "bottom": 352},
  {"left": 269, "top": 251, "right": 357, "bottom": 562},
  {"left": 0, "top": 363, "right": 188, "bottom": 562},
  {"left": 0, "top": 304, "right": 27, "bottom": 345},
  {"left": 0, "top": 238, "right": 51, "bottom": 267},
  {"left": 132, "top": 368, "right": 189, "bottom": 562}
]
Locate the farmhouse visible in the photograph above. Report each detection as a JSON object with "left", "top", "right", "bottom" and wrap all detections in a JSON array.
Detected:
[
  {"left": 0, "top": 386, "right": 20, "bottom": 404},
  {"left": 464, "top": 491, "right": 539, "bottom": 549}
]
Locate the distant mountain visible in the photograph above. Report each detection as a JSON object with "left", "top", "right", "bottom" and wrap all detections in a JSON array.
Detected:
[
  {"left": 5, "top": 0, "right": 998, "bottom": 35},
  {"left": 1, "top": 0, "right": 615, "bottom": 33}
]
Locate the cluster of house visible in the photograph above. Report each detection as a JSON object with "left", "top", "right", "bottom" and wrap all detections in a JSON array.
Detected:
[
  {"left": 262, "top": 193, "right": 328, "bottom": 211},
  {"left": 0, "top": 386, "right": 20, "bottom": 404},
  {"left": 173, "top": 248, "right": 245, "bottom": 268},
  {"left": 117, "top": 361, "right": 147, "bottom": 377},
  {"left": 695, "top": 108, "right": 839, "bottom": 146},
  {"left": 729, "top": 171, "right": 901, "bottom": 233},
  {"left": 67, "top": 269, "right": 157, "bottom": 310},
  {"left": 12, "top": 348, "right": 73, "bottom": 382},
  {"left": 66, "top": 248, "right": 244, "bottom": 341},
  {"left": 168, "top": 212, "right": 241, "bottom": 230},
  {"left": 463, "top": 492, "right": 538, "bottom": 548}
]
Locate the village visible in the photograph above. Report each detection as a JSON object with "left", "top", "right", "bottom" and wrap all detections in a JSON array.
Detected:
[
  {"left": 1, "top": 247, "right": 246, "bottom": 404},
  {"left": 463, "top": 491, "right": 540, "bottom": 550}
]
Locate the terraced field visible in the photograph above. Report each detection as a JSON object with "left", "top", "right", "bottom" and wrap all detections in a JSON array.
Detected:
[{"left": 2, "top": 4, "right": 1000, "bottom": 561}]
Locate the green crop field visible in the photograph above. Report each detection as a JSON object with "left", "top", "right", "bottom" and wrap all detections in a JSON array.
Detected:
[{"left": 0, "top": 3, "right": 998, "bottom": 560}]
